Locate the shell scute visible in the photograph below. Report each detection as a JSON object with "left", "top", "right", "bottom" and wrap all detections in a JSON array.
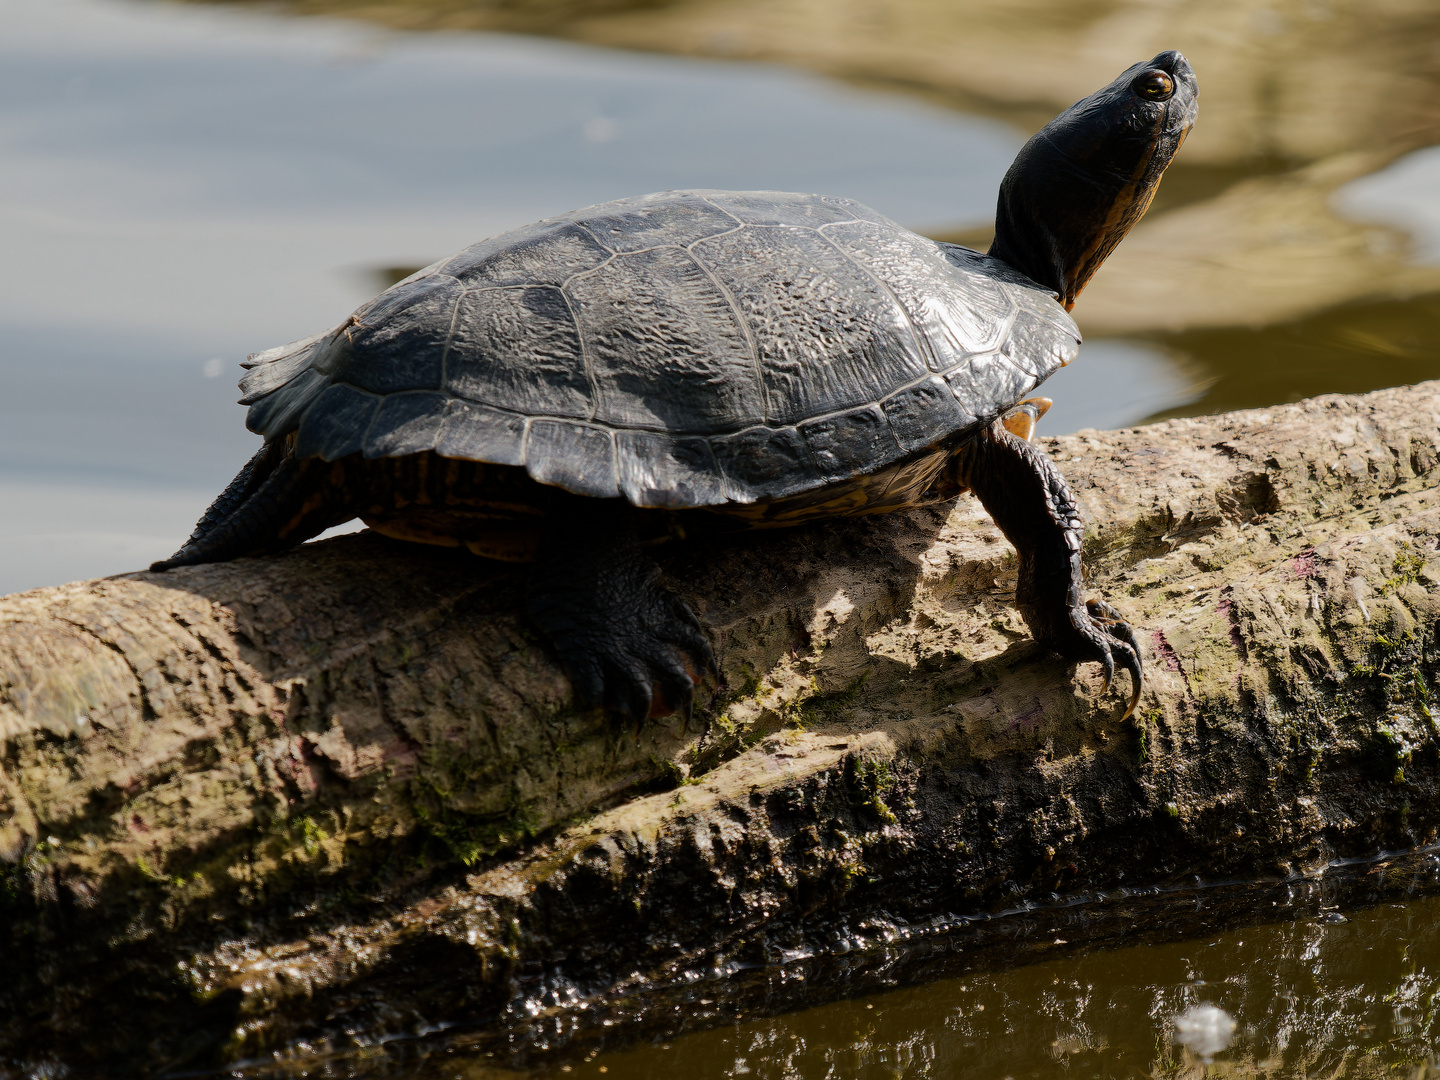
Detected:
[
  {"left": 698, "top": 190, "right": 875, "bottom": 229},
  {"left": 445, "top": 285, "right": 590, "bottom": 418},
  {"left": 440, "top": 219, "right": 611, "bottom": 288},
  {"left": 434, "top": 400, "right": 526, "bottom": 466},
  {"left": 616, "top": 431, "right": 727, "bottom": 508},
  {"left": 567, "top": 246, "right": 759, "bottom": 431},
  {"left": 342, "top": 276, "right": 462, "bottom": 395},
  {"left": 882, "top": 376, "right": 977, "bottom": 452},
  {"left": 293, "top": 384, "right": 380, "bottom": 461},
  {"left": 799, "top": 406, "right": 901, "bottom": 483},
  {"left": 946, "top": 354, "right": 1032, "bottom": 423},
  {"left": 351, "top": 274, "right": 458, "bottom": 333},
  {"left": 1002, "top": 314, "right": 1079, "bottom": 379},
  {"left": 246, "top": 368, "right": 328, "bottom": 440},
  {"left": 710, "top": 425, "right": 816, "bottom": 500},
  {"left": 560, "top": 191, "right": 740, "bottom": 253},
  {"left": 1005, "top": 280, "right": 1083, "bottom": 376},
  {"left": 692, "top": 225, "right": 926, "bottom": 426},
  {"left": 822, "top": 222, "right": 1018, "bottom": 367},
  {"left": 364, "top": 391, "right": 449, "bottom": 459},
  {"left": 238, "top": 330, "right": 336, "bottom": 405},
  {"left": 525, "top": 420, "right": 620, "bottom": 499}
]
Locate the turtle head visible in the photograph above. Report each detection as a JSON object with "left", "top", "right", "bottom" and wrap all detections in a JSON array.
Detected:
[{"left": 988, "top": 50, "right": 1197, "bottom": 310}]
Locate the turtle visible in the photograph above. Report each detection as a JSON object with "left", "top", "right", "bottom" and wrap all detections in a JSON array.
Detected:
[{"left": 154, "top": 51, "right": 1197, "bottom": 724}]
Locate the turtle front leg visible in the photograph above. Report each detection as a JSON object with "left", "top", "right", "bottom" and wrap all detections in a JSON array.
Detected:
[
  {"left": 957, "top": 421, "right": 1143, "bottom": 717},
  {"left": 527, "top": 499, "right": 717, "bottom": 724}
]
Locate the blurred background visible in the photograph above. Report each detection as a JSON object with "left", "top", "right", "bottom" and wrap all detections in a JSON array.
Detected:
[
  {"left": 4, "top": 0, "right": 1440, "bottom": 594},
  {"left": 2, "top": 0, "right": 1437, "bottom": 1073}
]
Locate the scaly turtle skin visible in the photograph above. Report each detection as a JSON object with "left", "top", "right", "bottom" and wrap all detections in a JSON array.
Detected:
[{"left": 156, "top": 52, "right": 1197, "bottom": 723}]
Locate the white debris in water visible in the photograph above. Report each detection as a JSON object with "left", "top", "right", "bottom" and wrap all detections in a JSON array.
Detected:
[{"left": 1173, "top": 1004, "right": 1236, "bottom": 1062}]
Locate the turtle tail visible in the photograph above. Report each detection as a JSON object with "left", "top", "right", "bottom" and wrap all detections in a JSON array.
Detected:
[{"left": 151, "top": 451, "right": 356, "bottom": 571}]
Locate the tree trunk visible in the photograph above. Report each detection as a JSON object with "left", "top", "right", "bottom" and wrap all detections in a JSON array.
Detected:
[{"left": 3, "top": 383, "right": 1439, "bottom": 1076}]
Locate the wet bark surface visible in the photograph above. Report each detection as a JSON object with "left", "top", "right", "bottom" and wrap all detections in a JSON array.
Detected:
[{"left": 2, "top": 383, "right": 1439, "bottom": 1077}]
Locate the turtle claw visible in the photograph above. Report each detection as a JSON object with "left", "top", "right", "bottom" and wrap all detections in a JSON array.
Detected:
[
  {"left": 573, "top": 611, "right": 710, "bottom": 728},
  {"left": 1085, "top": 598, "right": 1144, "bottom": 720},
  {"left": 1096, "top": 639, "right": 1116, "bottom": 695},
  {"left": 531, "top": 583, "right": 714, "bottom": 728}
]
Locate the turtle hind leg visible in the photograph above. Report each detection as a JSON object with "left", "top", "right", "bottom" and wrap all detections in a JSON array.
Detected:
[
  {"left": 150, "top": 454, "right": 356, "bottom": 571},
  {"left": 958, "top": 419, "right": 1143, "bottom": 718},
  {"left": 172, "top": 440, "right": 287, "bottom": 555},
  {"left": 527, "top": 499, "right": 717, "bottom": 724}
]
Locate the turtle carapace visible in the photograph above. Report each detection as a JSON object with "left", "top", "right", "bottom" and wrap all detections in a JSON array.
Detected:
[{"left": 155, "top": 51, "right": 1198, "bottom": 723}]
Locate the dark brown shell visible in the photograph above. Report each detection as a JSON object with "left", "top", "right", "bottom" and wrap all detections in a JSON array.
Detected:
[{"left": 239, "top": 189, "right": 1079, "bottom": 508}]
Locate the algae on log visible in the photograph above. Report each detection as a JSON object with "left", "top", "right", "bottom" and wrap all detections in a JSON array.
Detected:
[{"left": 3, "top": 383, "right": 1440, "bottom": 1074}]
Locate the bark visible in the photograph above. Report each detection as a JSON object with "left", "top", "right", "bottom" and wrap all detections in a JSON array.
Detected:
[{"left": 3, "top": 382, "right": 1440, "bottom": 1076}]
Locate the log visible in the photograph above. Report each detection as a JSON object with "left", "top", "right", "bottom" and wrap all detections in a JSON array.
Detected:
[{"left": 3, "top": 382, "right": 1439, "bottom": 1075}]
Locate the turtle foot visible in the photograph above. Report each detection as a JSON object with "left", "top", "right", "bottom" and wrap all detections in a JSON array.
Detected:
[
  {"left": 527, "top": 503, "right": 716, "bottom": 726},
  {"left": 1030, "top": 596, "right": 1142, "bottom": 719},
  {"left": 539, "top": 587, "right": 716, "bottom": 725},
  {"left": 1070, "top": 597, "right": 1144, "bottom": 720}
]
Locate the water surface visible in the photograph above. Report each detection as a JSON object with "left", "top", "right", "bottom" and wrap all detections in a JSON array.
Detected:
[
  {"left": 241, "top": 871, "right": 1440, "bottom": 1079},
  {"left": 0, "top": 0, "right": 1190, "bottom": 594},
  {"left": 581, "top": 894, "right": 1440, "bottom": 1079}
]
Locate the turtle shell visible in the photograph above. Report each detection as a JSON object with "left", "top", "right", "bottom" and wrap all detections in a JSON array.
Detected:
[{"left": 239, "top": 190, "right": 1080, "bottom": 508}]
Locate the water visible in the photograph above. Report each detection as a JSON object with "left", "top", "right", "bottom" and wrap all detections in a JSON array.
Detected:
[
  {"left": 579, "top": 895, "right": 1440, "bottom": 1079},
  {"left": 1125, "top": 151, "right": 1440, "bottom": 422},
  {"left": 1339, "top": 149, "right": 1440, "bottom": 264},
  {"left": 0, "top": 0, "right": 1193, "bottom": 595},
  {"left": 1148, "top": 290, "right": 1440, "bottom": 422},
  {"left": 235, "top": 866, "right": 1440, "bottom": 1078}
]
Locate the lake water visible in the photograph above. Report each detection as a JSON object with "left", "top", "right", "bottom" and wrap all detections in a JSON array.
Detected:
[
  {"left": 0, "top": 0, "right": 1196, "bottom": 596},
  {"left": 228, "top": 867, "right": 1440, "bottom": 1078},
  {"left": 580, "top": 892, "right": 1440, "bottom": 1080}
]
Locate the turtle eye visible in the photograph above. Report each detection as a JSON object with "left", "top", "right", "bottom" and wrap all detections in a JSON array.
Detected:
[{"left": 1132, "top": 69, "right": 1175, "bottom": 101}]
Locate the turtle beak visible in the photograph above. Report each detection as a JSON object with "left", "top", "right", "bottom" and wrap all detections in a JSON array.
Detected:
[{"left": 1151, "top": 50, "right": 1199, "bottom": 136}]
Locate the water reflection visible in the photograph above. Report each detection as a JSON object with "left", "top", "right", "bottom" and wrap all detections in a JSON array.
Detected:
[
  {"left": 1, "top": 0, "right": 1198, "bottom": 594},
  {"left": 416, "top": 0, "right": 1440, "bottom": 418},
  {"left": 1338, "top": 147, "right": 1440, "bottom": 264},
  {"left": 578, "top": 895, "right": 1440, "bottom": 1079},
  {"left": 1151, "top": 291, "right": 1440, "bottom": 421}
]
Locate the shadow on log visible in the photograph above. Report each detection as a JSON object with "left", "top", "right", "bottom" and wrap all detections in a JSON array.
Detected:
[{"left": 2, "top": 383, "right": 1439, "bottom": 1075}]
